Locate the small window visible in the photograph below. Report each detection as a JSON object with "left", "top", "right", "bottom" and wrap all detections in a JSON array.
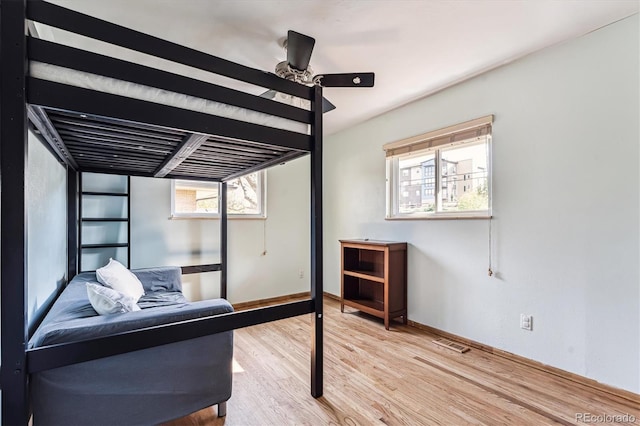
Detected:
[
  {"left": 171, "top": 171, "right": 266, "bottom": 219},
  {"left": 384, "top": 116, "right": 492, "bottom": 219},
  {"left": 174, "top": 180, "right": 219, "bottom": 215}
]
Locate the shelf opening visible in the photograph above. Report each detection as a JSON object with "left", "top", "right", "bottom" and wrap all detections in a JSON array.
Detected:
[{"left": 343, "top": 247, "right": 384, "bottom": 279}]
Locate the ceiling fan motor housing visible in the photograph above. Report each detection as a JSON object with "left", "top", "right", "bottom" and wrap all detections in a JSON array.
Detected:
[{"left": 275, "top": 60, "right": 314, "bottom": 84}]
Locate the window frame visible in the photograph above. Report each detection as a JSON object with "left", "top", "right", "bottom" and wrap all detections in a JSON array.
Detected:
[
  {"left": 386, "top": 134, "right": 492, "bottom": 220},
  {"left": 170, "top": 171, "right": 267, "bottom": 220}
]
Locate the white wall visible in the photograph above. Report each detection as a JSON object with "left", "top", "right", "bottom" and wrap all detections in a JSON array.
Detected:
[
  {"left": 130, "top": 156, "right": 310, "bottom": 304},
  {"left": 324, "top": 16, "right": 639, "bottom": 393},
  {"left": 27, "top": 131, "right": 68, "bottom": 331}
]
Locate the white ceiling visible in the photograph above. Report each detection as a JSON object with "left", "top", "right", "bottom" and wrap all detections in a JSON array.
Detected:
[{"left": 44, "top": 0, "right": 639, "bottom": 135}]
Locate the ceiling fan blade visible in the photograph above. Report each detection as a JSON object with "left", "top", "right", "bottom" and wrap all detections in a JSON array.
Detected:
[
  {"left": 259, "top": 89, "right": 277, "bottom": 99},
  {"left": 322, "top": 97, "right": 336, "bottom": 113},
  {"left": 316, "top": 72, "right": 375, "bottom": 88},
  {"left": 265, "top": 89, "right": 335, "bottom": 113},
  {"left": 287, "top": 30, "right": 315, "bottom": 71}
]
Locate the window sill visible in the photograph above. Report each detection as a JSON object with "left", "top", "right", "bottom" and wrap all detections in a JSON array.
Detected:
[
  {"left": 169, "top": 215, "right": 266, "bottom": 220},
  {"left": 385, "top": 214, "right": 491, "bottom": 221}
]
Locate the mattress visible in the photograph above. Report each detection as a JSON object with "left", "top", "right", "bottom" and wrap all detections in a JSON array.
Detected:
[{"left": 30, "top": 61, "right": 310, "bottom": 135}]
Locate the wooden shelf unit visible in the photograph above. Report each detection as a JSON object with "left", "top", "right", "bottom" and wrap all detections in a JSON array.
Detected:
[{"left": 340, "top": 239, "right": 407, "bottom": 330}]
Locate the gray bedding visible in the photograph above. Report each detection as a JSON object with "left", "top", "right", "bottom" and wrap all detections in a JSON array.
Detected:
[{"left": 29, "top": 266, "right": 234, "bottom": 425}]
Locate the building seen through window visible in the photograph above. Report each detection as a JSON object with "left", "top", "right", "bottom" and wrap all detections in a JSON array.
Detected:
[{"left": 393, "top": 139, "right": 490, "bottom": 217}]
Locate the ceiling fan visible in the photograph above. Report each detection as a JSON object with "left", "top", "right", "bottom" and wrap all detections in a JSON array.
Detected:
[{"left": 262, "top": 30, "right": 375, "bottom": 113}]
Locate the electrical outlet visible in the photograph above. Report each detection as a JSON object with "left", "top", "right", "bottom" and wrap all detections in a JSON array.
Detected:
[
  {"left": 520, "top": 314, "right": 533, "bottom": 331},
  {"left": 298, "top": 269, "right": 304, "bottom": 279}
]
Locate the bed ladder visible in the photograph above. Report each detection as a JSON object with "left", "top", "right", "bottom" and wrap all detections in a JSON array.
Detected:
[{"left": 78, "top": 173, "right": 131, "bottom": 272}]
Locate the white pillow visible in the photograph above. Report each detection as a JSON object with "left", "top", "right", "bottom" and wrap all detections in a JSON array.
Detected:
[
  {"left": 86, "top": 282, "right": 141, "bottom": 315},
  {"left": 95, "top": 258, "right": 145, "bottom": 301}
]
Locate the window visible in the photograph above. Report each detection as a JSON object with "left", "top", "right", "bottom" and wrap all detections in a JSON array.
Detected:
[
  {"left": 171, "top": 171, "right": 266, "bottom": 218},
  {"left": 384, "top": 115, "right": 492, "bottom": 219}
]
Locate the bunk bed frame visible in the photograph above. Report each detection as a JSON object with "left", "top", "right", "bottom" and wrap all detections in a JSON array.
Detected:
[{"left": 0, "top": 1, "right": 323, "bottom": 424}]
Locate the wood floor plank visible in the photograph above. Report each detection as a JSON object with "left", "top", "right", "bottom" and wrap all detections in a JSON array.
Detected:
[{"left": 164, "top": 297, "right": 640, "bottom": 426}]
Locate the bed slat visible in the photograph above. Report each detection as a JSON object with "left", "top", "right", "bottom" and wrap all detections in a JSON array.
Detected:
[
  {"left": 27, "top": 2, "right": 313, "bottom": 99},
  {"left": 49, "top": 110, "right": 185, "bottom": 137},
  {"left": 29, "top": 37, "right": 312, "bottom": 124},
  {"left": 223, "top": 151, "right": 308, "bottom": 181},
  {"left": 28, "top": 78, "right": 312, "bottom": 152},
  {"left": 56, "top": 125, "right": 182, "bottom": 147}
]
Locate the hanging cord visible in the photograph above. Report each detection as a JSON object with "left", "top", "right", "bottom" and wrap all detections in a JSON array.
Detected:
[
  {"left": 488, "top": 216, "right": 493, "bottom": 276},
  {"left": 261, "top": 219, "right": 267, "bottom": 256},
  {"left": 486, "top": 134, "right": 493, "bottom": 277}
]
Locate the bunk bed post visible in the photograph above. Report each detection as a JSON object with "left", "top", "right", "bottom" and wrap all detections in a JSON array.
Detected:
[
  {"left": 310, "top": 85, "right": 324, "bottom": 398},
  {"left": 78, "top": 172, "right": 83, "bottom": 272},
  {"left": 0, "top": 0, "right": 30, "bottom": 424},
  {"left": 67, "top": 169, "right": 79, "bottom": 280},
  {"left": 220, "top": 181, "right": 228, "bottom": 299},
  {"left": 127, "top": 175, "right": 132, "bottom": 268}
]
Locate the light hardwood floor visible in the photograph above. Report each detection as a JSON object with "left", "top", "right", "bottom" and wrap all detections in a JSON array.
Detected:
[{"left": 165, "top": 297, "right": 639, "bottom": 425}]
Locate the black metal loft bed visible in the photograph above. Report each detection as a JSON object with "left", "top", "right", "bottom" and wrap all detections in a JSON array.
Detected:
[{"left": 0, "top": 1, "right": 323, "bottom": 424}]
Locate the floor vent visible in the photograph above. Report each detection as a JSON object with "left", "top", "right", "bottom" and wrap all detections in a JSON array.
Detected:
[{"left": 432, "top": 338, "right": 470, "bottom": 353}]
